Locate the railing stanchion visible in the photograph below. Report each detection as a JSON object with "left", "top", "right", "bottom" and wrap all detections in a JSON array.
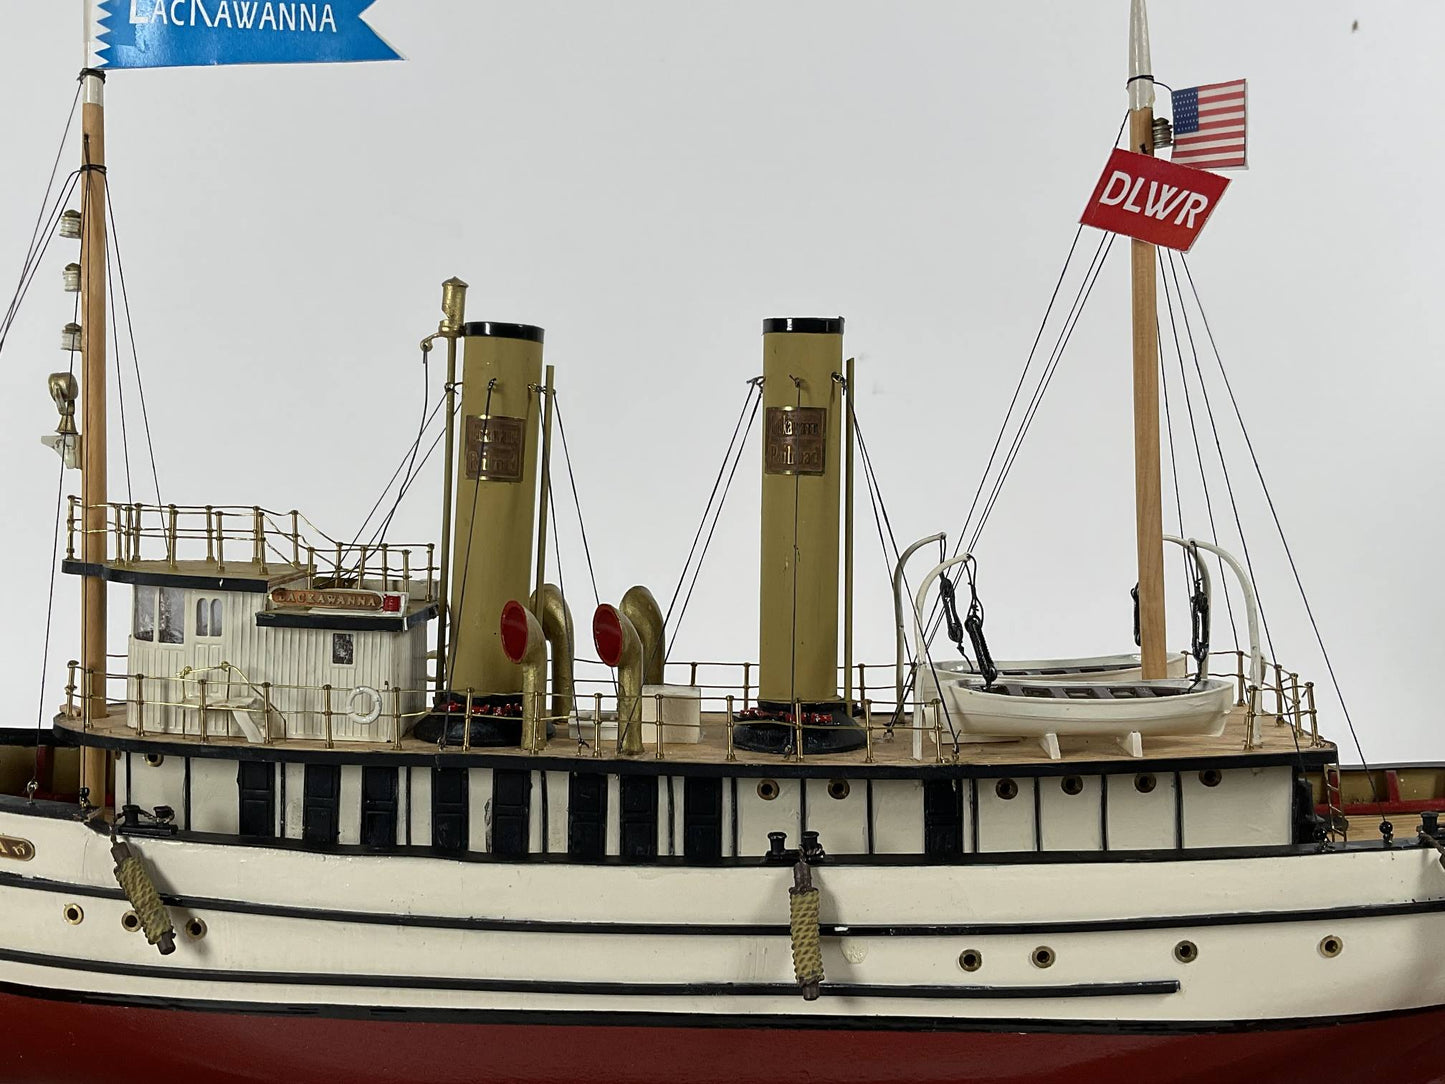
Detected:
[
  {"left": 290, "top": 510, "right": 301, "bottom": 567},
  {"left": 462, "top": 689, "right": 473, "bottom": 753},
  {"left": 932, "top": 698, "right": 944, "bottom": 763},
  {"left": 655, "top": 692, "right": 666, "bottom": 760},
  {"left": 253, "top": 506, "right": 267, "bottom": 574},
  {"left": 205, "top": 505, "right": 215, "bottom": 562},
  {"left": 793, "top": 699, "right": 803, "bottom": 763},
  {"left": 402, "top": 549, "right": 411, "bottom": 593},
  {"left": 725, "top": 694, "right": 736, "bottom": 762},
  {"left": 426, "top": 544, "right": 435, "bottom": 601},
  {"left": 65, "top": 660, "right": 78, "bottom": 719},
  {"left": 322, "top": 684, "right": 334, "bottom": 749},
  {"left": 1289, "top": 672, "right": 1303, "bottom": 739},
  {"left": 197, "top": 677, "right": 209, "bottom": 744},
  {"left": 392, "top": 686, "right": 404, "bottom": 750},
  {"left": 593, "top": 692, "right": 603, "bottom": 758},
  {"left": 66, "top": 497, "right": 77, "bottom": 560},
  {"left": 1235, "top": 649, "right": 1246, "bottom": 707},
  {"left": 742, "top": 662, "right": 751, "bottom": 711},
  {"left": 166, "top": 504, "right": 178, "bottom": 568},
  {"left": 1273, "top": 662, "right": 1286, "bottom": 725},
  {"left": 262, "top": 681, "right": 273, "bottom": 744},
  {"left": 1305, "top": 681, "right": 1319, "bottom": 746},
  {"left": 864, "top": 698, "right": 874, "bottom": 763},
  {"left": 215, "top": 510, "right": 226, "bottom": 573},
  {"left": 135, "top": 674, "right": 146, "bottom": 737},
  {"left": 689, "top": 661, "right": 698, "bottom": 687}
]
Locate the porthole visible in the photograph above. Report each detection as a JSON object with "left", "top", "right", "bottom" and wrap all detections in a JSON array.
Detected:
[
  {"left": 1174, "top": 940, "right": 1198, "bottom": 963},
  {"left": 1030, "top": 945, "right": 1056, "bottom": 969},
  {"left": 62, "top": 903, "right": 84, "bottom": 925},
  {"left": 756, "top": 779, "right": 780, "bottom": 801},
  {"left": 995, "top": 778, "right": 1019, "bottom": 801},
  {"left": 1319, "top": 935, "right": 1343, "bottom": 959},
  {"left": 145, "top": 753, "right": 165, "bottom": 767},
  {"left": 120, "top": 910, "right": 142, "bottom": 934},
  {"left": 1060, "top": 776, "right": 1084, "bottom": 796},
  {"left": 185, "top": 917, "right": 207, "bottom": 941},
  {"left": 958, "top": 949, "right": 983, "bottom": 973},
  {"left": 827, "top": 779, "right": 850, "bottom": 801},
  {"left": 1198, "top": 769, "right": 1222, "bottom": 788},
  {"left": 1135, "top": 773, "right": 1157, "bottom": 794}
]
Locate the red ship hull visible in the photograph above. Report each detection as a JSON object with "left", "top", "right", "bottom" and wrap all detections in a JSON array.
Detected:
[{"left": 3, "top": 986, "right": 1444, "bottom": 1084}]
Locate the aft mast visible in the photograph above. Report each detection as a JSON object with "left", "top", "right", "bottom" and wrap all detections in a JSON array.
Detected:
[
  {"left": 78, "top": 60, "right": 110, "bottom": 804},
  {"left": 1128, "top": 0, "right": 1167, "bottom": 680}
]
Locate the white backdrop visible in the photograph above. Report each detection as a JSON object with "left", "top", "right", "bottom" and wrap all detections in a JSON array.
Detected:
[{"left": 0, "top": 1, "right": 1440, "bottom": 763}]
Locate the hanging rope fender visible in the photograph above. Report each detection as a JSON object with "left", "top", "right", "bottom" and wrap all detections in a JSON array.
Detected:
[
  {"left": 111, "top": 840, "right": 175, "bottom": 955},
  {"left": 789, "top": 858, "right": 824, "bottom": 1001}
]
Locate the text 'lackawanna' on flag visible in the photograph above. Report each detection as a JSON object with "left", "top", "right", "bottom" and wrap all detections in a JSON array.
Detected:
[{"left": 1170, "top": 79, "right": 1247, "bottom": 170}]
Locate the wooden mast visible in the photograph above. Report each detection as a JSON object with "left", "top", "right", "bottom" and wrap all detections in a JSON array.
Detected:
[
  {"left": 1129, "top": 0, "right": 1167, "bottom": 680},
  {"left": 79, "top": 67, "right": 110, "bottom": 803}
]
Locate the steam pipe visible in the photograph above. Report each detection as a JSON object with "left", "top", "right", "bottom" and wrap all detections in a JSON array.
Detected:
[
  {"left": 529, "top": 583, "right": 575, "bottom": 722},
  {"left": 593, "top": 604, "right": 644, "bottom": 756},
  {"left": 619, "top": 585, "right": 665, "bottom": 686},
  {"left": 500, "top": 600, "right": 548, "bottom": 751}
]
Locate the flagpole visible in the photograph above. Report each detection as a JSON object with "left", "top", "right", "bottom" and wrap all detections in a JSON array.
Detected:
[
  {"left": 1128, "top": 0, "right": 1167, "bottom": 680},
  {"left": 78, "top": 64, "right": 111, "bottom": 806}
]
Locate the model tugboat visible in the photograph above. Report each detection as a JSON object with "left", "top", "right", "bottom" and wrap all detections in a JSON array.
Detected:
[{"left": 2, "top": 4, "right": 1444, "bottom": 1083}]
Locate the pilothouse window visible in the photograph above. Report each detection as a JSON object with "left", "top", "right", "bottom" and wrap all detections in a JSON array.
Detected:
[
  {"left": 195, "top": 598, "right": 224, "bottom": 638},
  {"left": 133, "top": 587, "right": 156, "bottom": 642},
  {"left": 158, "top": 587, "right": 185, "bottom": 644}
]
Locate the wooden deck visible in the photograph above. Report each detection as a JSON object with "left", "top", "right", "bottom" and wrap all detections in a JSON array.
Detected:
[{"left": 59, "top": 701, "right": 1334, "bottom": 772}]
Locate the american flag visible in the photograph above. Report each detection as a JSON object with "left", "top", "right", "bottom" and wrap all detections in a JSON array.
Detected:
[{"left": 1171, "top": 79, "right": 1247, "bottom": 169}]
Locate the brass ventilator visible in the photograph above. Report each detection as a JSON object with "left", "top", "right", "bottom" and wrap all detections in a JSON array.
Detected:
[{"left": 43, "top": 371, "right": 80, "bottom": 468}]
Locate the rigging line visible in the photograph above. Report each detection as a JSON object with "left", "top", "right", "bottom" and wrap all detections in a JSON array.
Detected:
[
  {"left": 1178, "top": 253, "right": 1378, "bottom": 790},
  {"left": 350, "top": 383, "right": 447, "bottom": 550},
  {"left": 967, "top": 232, "right": 1118, "bottom": 555},
  {"left": 27, "top": 456, "right": 69, "bottom": 794},
  {"left": 4, "top": 84, "right": 80, "bottom": 338},
  {"left": 103, "top": 215, "right": 133, "bottom": 505},
  {"left": 551, "top": 392, "right": 602, "bottom": 609},
  {"left": 372, "top": 347, "right": 432, "bottom": 547},
  {"left": 0, "top": 171, "right": 84, "bottom": 353},
  {"left": 787, "top": 378, "right": 804, "bottom": 708},
  {"left": 103, "top": 186, "right": 162, "bottom": 505},
  {"left": 1168, "top": 254, "right": 1278, "bottom": 664},
  {"left": 915, "top": 232, "right": 1116, "bottom": 660},
  {"left": 363, "top": 394, "right": 456, "bottom": 553},
  {"left": 953, "top": 223, "right": 1087, "bottom": 553},
  {"left": 445, "top": 380, "right": 496, "bottom": 689},
  {"left": 1159, "top": 249, "right": 1240, "bottom": 652},
  {"left": 666, "top": 385, "right": 763, "bottom": 661},
  {"left": 662, "top": 377, "right": 760, "bottom": 633},
  {"left": 1156, "top": 314, "right": 1185, "bottom": 537}
]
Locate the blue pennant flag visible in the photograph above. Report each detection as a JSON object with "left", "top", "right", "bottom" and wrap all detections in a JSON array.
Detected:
[{"left": 93, "top": 0, "right": 401, "bottom": 69}]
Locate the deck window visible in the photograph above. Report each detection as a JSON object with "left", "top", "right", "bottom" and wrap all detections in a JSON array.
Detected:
[
  {"left": 302, "top": 764, "right": 342, "bottom": 845},
  {"left": 196, "top": 598, "right": 223, "bottom": 638},
  {"left": 133, "top": 587, "right": 156, "bottom": 642},
  {"left": 360, "top": 767, "right": 398, "bottom": 848},
  {"left": 332, "top": 633, "right": 354, "bottom": 666},
  {"left": 237, "top": 761, "right": 276, "bottom": 839},
  {"left": 431, "top": 767, "right": 469, "bottom": 852},
  {"left": 158, "top": 587, "right": 185, "bottom": 644}
]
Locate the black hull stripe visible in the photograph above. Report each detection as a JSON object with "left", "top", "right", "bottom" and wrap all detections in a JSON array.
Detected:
[
  {"left": 45, "top": 721, "right": 1336, "bottom": 779},
  {"left": 0, "top": 947, "right": 1174, "bottom": 1000},
  {"left": 3, "top": 867, "right": 1444, "bottom": 938},
  {"left": 1, "top": 978, "right": 1440, "bottom": 1037}
]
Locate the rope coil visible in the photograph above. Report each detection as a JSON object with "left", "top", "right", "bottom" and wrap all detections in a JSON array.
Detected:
[
  {"left": 112, "top": 841, "right": 175, "bottom": 955},
  {"left": 789, "top": 860, "right": 824, "bottom": 1000}
]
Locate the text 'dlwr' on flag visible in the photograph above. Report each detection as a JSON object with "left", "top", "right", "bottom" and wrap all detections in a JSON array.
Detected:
[{"left": 1079, "top": 149, "right": 1230, "bottom": 252}]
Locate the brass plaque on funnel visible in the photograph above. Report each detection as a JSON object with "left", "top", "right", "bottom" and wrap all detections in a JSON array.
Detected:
[
  {"left": 464, "top": 414, "right": 526, "bottom": 482},
  {"left": 0, "top": 835, "right": 35, "bottom": 861},
  {"left": 765, "top": 406, "right": 826, "bottom": 475}
]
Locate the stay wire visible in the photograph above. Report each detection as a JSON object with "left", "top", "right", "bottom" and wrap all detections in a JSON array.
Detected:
[
  {"left": 445, "top": 380, "right": 496, "bottom": 688},
  {"left": 552, "top": 393, "right": 602, "bottom": 609},
  {"left": 1158, "top": 250, "right": 1239, "bottom": 651},
  {"left": 27, "top": 457, "right": 69, "bottom": 795},
  {"left": 666, "top": 386, "right": 763, "bottom": 660},
  {"left": 104, "top": 213, "right": 133, "bottom": 505},
  {"left": 662, "top": 377, "right": 761, "bottom": 634},
  {"left": 1178, "top": 254, "right": 1378, "bottom": 794},
  {"left": 104, "top": 185, "right": 162, "bottom": 505},
  {"left": 0, "top": 171, "right": 82, "bottom": 355}
]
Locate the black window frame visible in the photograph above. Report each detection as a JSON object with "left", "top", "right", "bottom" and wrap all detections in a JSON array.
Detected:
[
  {"left": 360, "top": 766, "right": 398, "bottom": 848},
  {"left": 236, "top": 760, "right": 276, "bottom": 839},
  {"left": 302, "top": 763, "right": 342, "bottom": 845}
]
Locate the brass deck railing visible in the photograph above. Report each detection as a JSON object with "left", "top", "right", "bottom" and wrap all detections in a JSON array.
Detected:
[
  {"left": 66, "top": 499, "right": 437, "bottom": 601},
  {"left": 63, "top": 648, "right": 1327, "bottom": 762}
]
